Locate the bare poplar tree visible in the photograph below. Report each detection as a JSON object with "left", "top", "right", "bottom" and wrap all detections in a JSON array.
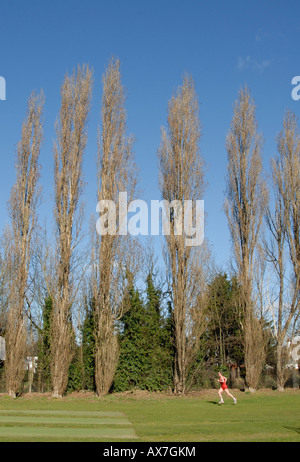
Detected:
[
  {"left": 265, "top": 111, "right": 300, "bottom": 390},
  {"left": 5, "top": 92, "right": 44, "bottom": 397},
  {"left": 225, "top": 86, "right": 267, "bottom": 392},
  {"left": 276, "top": 111, "right": 300, "bottom": 317},
  {"left": 92, "top": 58, "right": 139, "bottom": 396},
  {"left": 158, "top": 74, "right": 206, "bottom": 395},
  {"left": 51, "top": 65, "right": 93, "bottom": 398},
  {"left": 0, "top": 231, "right": 10, "bottom": 334}
]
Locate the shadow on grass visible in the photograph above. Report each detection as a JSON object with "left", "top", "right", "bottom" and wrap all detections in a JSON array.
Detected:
[{"left": 284, "top": 426, "right": 300, "bottom": 435}]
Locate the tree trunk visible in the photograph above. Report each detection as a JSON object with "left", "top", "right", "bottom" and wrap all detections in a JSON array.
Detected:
[{"left": 276, "top": 342, "right": 285, "bottom": 391}]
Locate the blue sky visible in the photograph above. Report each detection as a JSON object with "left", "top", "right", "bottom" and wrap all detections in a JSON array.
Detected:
[{"left": 0, "top": 0, "right": 299, "bottom": 271}]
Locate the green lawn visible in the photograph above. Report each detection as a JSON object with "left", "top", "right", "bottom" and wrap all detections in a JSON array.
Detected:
[{"left": 0, "top": 389, "right": 299, "bottom": 442}]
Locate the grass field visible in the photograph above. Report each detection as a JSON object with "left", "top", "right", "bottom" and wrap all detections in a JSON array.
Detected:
[{"left": 0, "top": 389, "right": 299, "bottom": 442}]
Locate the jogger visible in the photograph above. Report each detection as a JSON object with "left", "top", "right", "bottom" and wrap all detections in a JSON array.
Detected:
[{"left": 217, "top": 372, "right": 237, "bottom": 405}]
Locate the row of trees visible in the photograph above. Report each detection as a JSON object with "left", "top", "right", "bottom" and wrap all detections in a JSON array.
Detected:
[
  {"left": 21, "top": 270, "right": 277, "bottom": 394},
  {"left": 0, "top": 58, "right": 299, "bottom": 397}
]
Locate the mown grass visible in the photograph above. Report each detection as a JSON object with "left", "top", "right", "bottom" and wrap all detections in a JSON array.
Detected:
[{"left": 0, "top": 389, "right": 299, "bottom": 442}]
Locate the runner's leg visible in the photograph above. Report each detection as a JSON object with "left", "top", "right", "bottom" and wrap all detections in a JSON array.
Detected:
[
  {"left": 225, "top": 388, "right": 236, "bottom": 402},
  {"left": 218, "top": 388, "right": 224, "bottom": 403}
]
